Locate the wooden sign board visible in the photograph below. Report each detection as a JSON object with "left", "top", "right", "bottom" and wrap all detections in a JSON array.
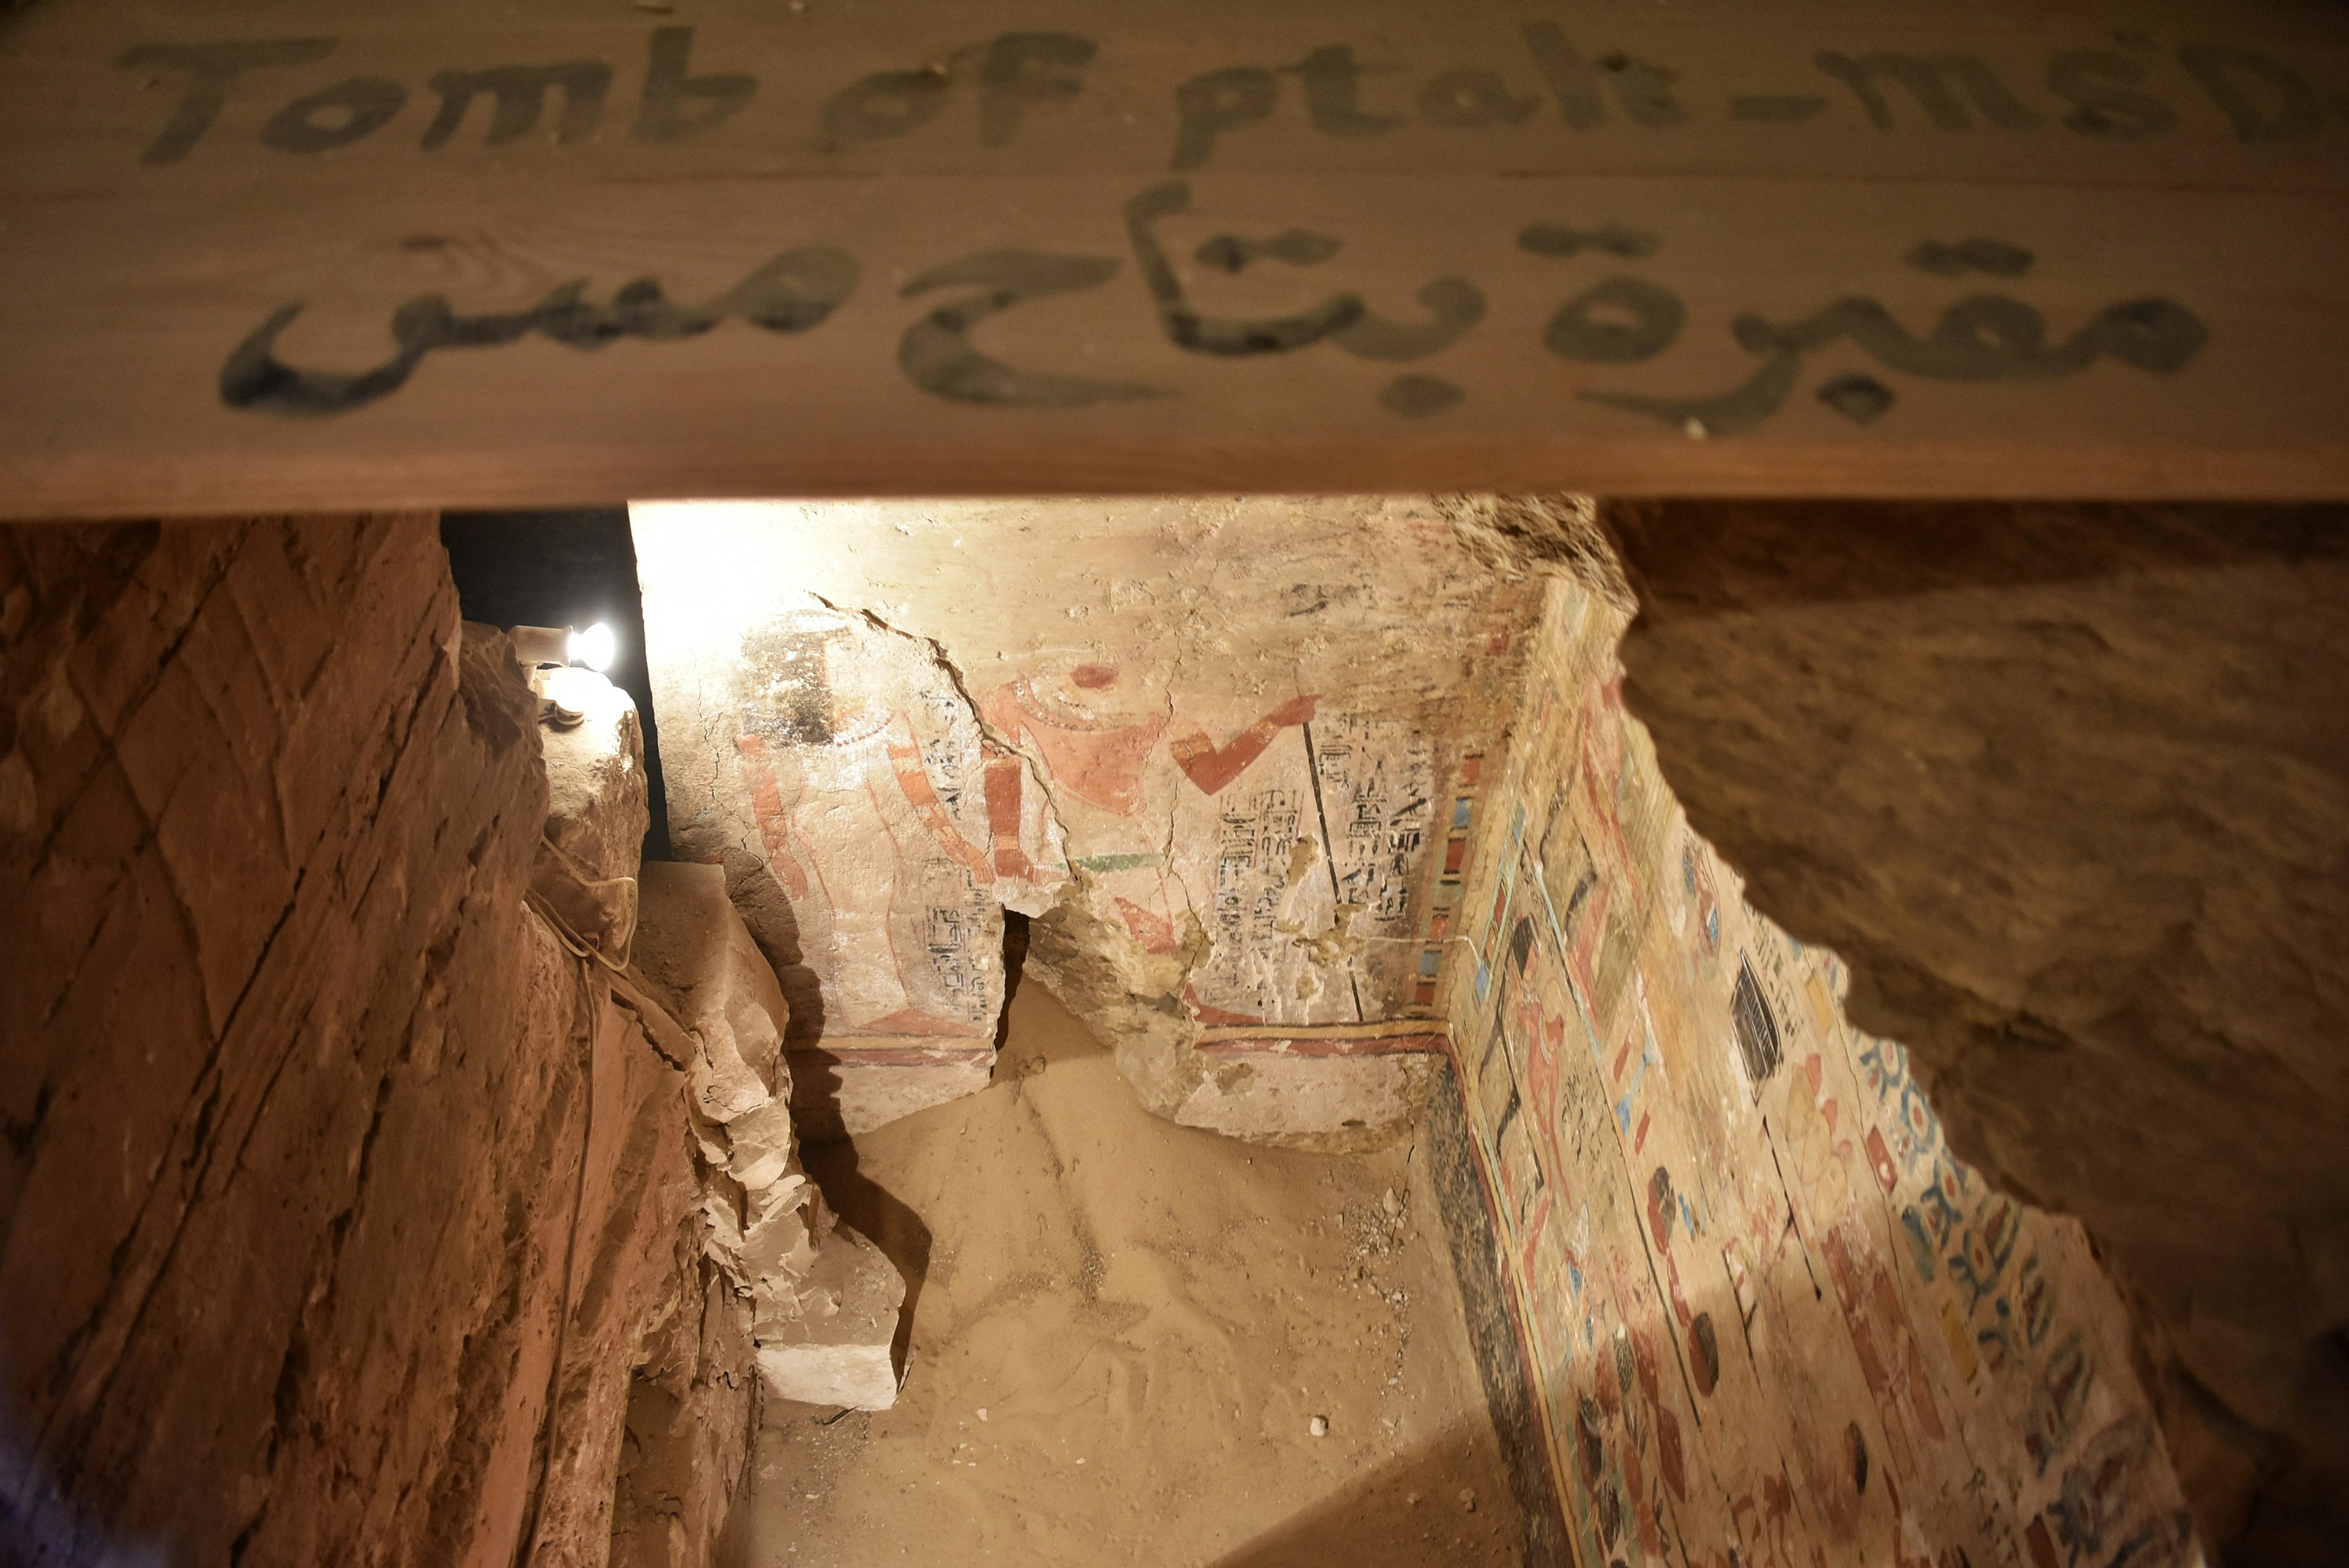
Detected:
[{"left": 1, "top": 0, "right": 2345, "bottom": 515}]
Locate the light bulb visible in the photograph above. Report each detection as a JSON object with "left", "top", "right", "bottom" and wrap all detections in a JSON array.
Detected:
[{"left": 569, "top": 622, "right": 617, "bottom": 672}]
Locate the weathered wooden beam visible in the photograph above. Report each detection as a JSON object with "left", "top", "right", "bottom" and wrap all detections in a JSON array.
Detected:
[{"left": 1, "top": 0, "right": 2345, "bottom": 514}]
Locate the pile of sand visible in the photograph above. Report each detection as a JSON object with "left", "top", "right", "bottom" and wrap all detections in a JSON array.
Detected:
[{"left": 722, "top": 984, "right": 1525, "bottom": 1567}]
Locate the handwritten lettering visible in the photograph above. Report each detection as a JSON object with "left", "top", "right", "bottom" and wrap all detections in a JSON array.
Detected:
[
  {"left": 1127, "top": 180, "right": 1481, "bottom": 364},
  {"left": 1170, "top": 66, "right": 1277, "bottom": 169},
  {"left": 631, "top": 27, "right": 754, "bottom": 144},
  {"left": 897, "top": 251, "right": 1162, "bottom": 406},
  {"left": 1519, "top": 23, "right": 1688, "bottom": 129},
  {"left": 1336, "top": 279, "right": 1486, "bottom": 361},
  {"left": 822, "top": 65, "right": 950, "bottom": 147},
  {"left": 978, "top": 32, "right": 1094, "bottom": 146},
  {"left": 1816, "top": 373, "right": 1894, "bottom": 423},
  {"left": 117, "top": 38, "right": 338, "bottom": 164},
  {"left": 1582, "top": 264, "right": 2206, "bottom": 436},
  {"left": 422, "top": 61, "right": 610, "bottom": 149},
  {"left": 1813, "top": 51, "right": 2045, "bottom": 131},
  {"left": 2179, "top": 43, "right": 2323, "bottom": 141},
  {"left": 1127, "top": 181, "right": 1358, "bottom": 352},
  {"left": 259, "top": 76, "right": 406, "bottom": 154},
  {"left": 1195, "top": 230, "right": 1341, "bottom": 272},
  {"left": 1545, "top": 278, "right": 1685, "bottom": 363},
  {"left": 1286, "top": 46, "right": 1402, "bottom": 139},
  {"left": 209, "top": 206, "right": 2212, "bottom": 434},
  {"left": 220, "top": 246, "right": 854, "bottom": 415},
  {"left": 2046, "top": 50, "right": 2178, "bottom": 139},
  {"left": 1907, "top": 237, "right": 2034, "bottom": 277},
  {"left": 1419, "top": 67, "right": 1540, "bottom": 128},
  {"left": 114, "top": 30, "right": 2345, "bottom": 168}
]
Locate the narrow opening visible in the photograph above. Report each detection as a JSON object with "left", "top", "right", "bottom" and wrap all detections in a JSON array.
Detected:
[
  {"left": 441, "top": 507, "right": 673, "bottom": 863},
  {"left": 993, "top": 909, "right": 1030, "bottom": 1057}
]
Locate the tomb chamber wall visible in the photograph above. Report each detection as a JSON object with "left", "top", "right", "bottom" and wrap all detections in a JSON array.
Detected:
[
  {"left": 1601, "top": 500, "right": 2349, "bottom": 1566},
  {"left": 632, "top": 496, "right": 1545, "bottom": 1146},
  {"left": 1437, "top": 561, "right": 2197, "bottom": 1568}
]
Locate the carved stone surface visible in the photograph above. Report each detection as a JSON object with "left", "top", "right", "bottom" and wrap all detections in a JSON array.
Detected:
[
  {"left": 633, "top": 496, "right": 1547, "bottom": 1143},
  {"left": 1605, "top": 500, "right": 2349, "bottom": 1566},
  {"left": 1439, "top": 560, "right": 2199, "bottom": 1568},
  {"left": 751, "top": 1220, "right": 907, "bottom": 1411}
]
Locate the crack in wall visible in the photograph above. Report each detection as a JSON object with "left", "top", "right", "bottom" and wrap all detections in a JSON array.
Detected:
[
  {"left": 807, "top": 590, "right": 1075, "bottom": 921},
  {"left": 631, "top": 500, "right": 1547, "bottom": 1151}
]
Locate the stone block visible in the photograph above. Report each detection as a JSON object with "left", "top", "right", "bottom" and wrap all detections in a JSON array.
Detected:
[
  {"left": 634, "top": 860, "right": 906, "bottom": 1414},
  {"left": 1174, "top": 1050, "right": 1444, "bottom": 1148},
  {"left": 752, "top": 1221, "right": 906, "bottom": 1411}
]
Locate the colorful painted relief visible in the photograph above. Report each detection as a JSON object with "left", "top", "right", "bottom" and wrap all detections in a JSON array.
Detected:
[
  {"left": 985, "top": 661, "right": 1442, "bottom": 1027},
  {"left": 1442, "top": 578, "right": 2199, "bottom": 1568},
  {"left": 727, "top": 603, "right": 1066, "bottom": 1045},
  {"left": 636, "top": 498, "right": 1536, "bottom": 1073}
]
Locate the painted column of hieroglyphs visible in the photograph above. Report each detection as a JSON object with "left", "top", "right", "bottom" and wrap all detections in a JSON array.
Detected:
[
  {"left": 633, "top": 497, "right": 1539, "bottom": 1137},
  {"left": 1436, "top": 575, "right": 2200, "bottom": 1568}
]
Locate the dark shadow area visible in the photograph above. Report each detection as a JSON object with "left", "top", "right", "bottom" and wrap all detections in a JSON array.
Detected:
[
  {"left": 993, "top": 909, "right": 1031, "bottom": 1055},
  {"left": 1604, "top": 499, "right": 2349, "bottom": 618},
  {"left": 1201, "top": 1420, "right": 1537, "bottom": 1568},
  {"left": 439, "top": 507, "right": 671, "bottom": 861},
  {"left": 1423, "top": 1063, "right": 1573, "bottom": 1567},
  {"left": 799, "top": 1137, "right": 932, "bottom": 1388}
]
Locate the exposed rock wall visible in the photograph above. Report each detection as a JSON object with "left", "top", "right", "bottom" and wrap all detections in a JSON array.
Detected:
[
  {"left": 0, "top": 518, "right": 750, "bottom": 1568},
  {"left": 1438, "top": 565, "right": 2195, "bottom": 1566},
  {"left": 634, "top": 863, "right": 904, "bottom": 1416},
  {"left": 1603, "top": 500, "right": 2348, "bottom": 1567}
]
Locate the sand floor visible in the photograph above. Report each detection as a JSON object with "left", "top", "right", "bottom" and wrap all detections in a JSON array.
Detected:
[{"left": 721, "top": 981, "right": 1527, "bottom": 1568}]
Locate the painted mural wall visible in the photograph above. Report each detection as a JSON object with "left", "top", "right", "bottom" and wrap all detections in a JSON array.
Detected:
[
  {"left": 1439, "top": 576, "right": 2202, "bottom": 1568},
  {"left": 634, "top": 497, "right": 1538, "bottom": 1134}
]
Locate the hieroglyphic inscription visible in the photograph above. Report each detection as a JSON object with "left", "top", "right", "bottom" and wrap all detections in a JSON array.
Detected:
[
  {"left": 1308, "top": 712, "right": 1438, "bottom": 929},
  {"left": 1436, "top": 578, "right": 2199, "bottom": 1567},
  {"left": 726, "top": 601, "right": 1065, "bottom": 1043},
  {"left": 1185, "top": 713, "right": 1438, "bottom": 1025}
]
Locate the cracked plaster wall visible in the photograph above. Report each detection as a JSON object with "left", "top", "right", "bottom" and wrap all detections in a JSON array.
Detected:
[{"left": 633, "top": 496, "right": 1543, "bottom": 1143}]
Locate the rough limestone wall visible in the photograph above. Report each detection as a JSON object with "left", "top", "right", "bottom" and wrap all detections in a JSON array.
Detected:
[
  {"left": 0, "top": 518, "right": 737, "bottom": 1568},
  {"left": 633, "top": 860, "right": 905, "bottom": 1419},
  {"left": 1438, "top": 569, "right": 2196, "bottom": 1567},
  {"left": 1601, "top": 501, "right": 2349, "bottom": 1567}
]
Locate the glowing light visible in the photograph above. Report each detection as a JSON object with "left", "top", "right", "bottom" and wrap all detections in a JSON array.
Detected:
[{"left": 569, "top": 622, "right": 617, "bottom": 672}]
